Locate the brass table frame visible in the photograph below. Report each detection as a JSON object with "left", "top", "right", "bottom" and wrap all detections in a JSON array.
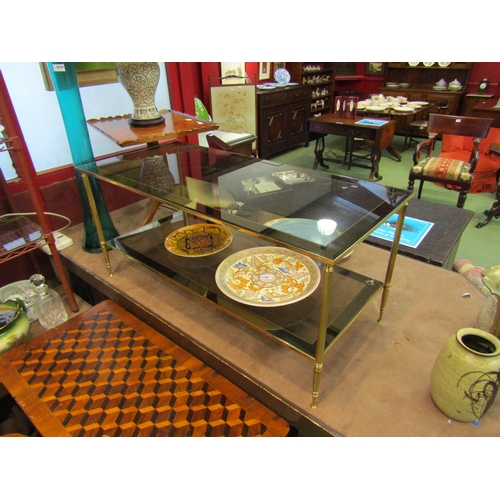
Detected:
[{"left": 77, "top": 149, "right": 412, "bottom": 408}]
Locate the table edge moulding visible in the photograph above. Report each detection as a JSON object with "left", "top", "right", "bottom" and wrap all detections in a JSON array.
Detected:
[
  {"left": 75, "top": 142, "right": 415, "bottom": 408},
  {"left": 87, "top": 109, "right": 219, "bottom": 147}
]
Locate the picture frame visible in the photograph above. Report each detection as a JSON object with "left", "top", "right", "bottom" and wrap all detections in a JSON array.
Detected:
[
  {"left": 259, "top": 62, "right": 270, "bottom": 81},
  {"left": 336, "top": 63, "right": 356, "bottom": 76},
  {"left": 40, "top": 62, "right": 118, "bottom": 91},
  {"left": 221, "top": 62, "right": 247, "bottom": 85},
  {"left": 365, "top": 62, "right": 386, "bottom": 76}
]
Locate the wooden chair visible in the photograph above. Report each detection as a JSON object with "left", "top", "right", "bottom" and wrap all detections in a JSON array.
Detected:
[{"left": 408, "top": 114, "right": 493, "bottom": 208}]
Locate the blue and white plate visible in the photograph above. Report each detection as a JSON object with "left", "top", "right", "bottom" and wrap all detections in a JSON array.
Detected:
[{"left": 274, "top": 68, "right": 291, "bottom": 85}]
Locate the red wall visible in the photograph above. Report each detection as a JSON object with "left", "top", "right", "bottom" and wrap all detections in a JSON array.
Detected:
[{"left": 5, "top": 61, "right": 500, "bottom": 198}]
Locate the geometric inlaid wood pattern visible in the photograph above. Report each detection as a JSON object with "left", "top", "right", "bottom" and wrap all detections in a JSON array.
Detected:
[{"left": 0, "top": 301, "right": 289, "bottom": 437}]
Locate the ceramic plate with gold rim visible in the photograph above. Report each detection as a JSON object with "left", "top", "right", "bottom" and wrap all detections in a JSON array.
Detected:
[
  {"left": 165, "top": 224, "right": 232, "bottom": 257},
  {"left": 215, "top": 247, "right": 321, "bottom": 307}
]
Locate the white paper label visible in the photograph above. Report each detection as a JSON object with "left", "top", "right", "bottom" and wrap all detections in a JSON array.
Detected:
[{"left": 52, "top": 63, "right": 65, "bottom": 72}]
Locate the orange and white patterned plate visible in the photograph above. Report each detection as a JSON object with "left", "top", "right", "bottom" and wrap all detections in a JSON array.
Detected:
[
  {"left": 215, "top": 247, "right": 320, "bottom": 307},
  {"left": 165, "top": 224, "right": 232, "bottom": 257}
]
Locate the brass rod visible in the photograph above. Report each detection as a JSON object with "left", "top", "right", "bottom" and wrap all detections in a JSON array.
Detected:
[
  {"left": 311, "top": 263, "right": 334, "bottom": 409},
  {"left": 81, "top": 173, "right": 114, "bottom": 276},
  {"left": 378, "top": 202, "right": 409, "bottom": 323}
]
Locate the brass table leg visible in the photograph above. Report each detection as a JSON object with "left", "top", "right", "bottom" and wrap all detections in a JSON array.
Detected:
[
  {"left": 311, "top": 263, "right": 334, "bottom": 409},
  {"left": 81, "top": 173, "right": 114, "bottom": 277},
  {"left": 378, "top": 202, "right": 409, "bottom": 323}
]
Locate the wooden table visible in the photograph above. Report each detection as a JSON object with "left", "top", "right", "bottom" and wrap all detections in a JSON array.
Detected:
[
  {"left": 306, "top": 115, "right": 398, "bottom": 181},
  {"left": 357, "top": 102, "right": 435, "bottom": 145},
  {"left": 471, "top": 97, "right": 500, "bottom": 128},
  {"left": 87, "top": 110, "right": 219, "bottom": 147},
  {"left": 366, "top": 198, "right": 474, "bottom": 269},
  {"left": 0, "top": 300, "right": 289, "bottom": 437}
]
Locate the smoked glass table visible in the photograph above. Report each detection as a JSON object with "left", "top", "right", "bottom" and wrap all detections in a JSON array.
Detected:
[{"left": 76, "top": 142, "right": 415, "bottom": 407}]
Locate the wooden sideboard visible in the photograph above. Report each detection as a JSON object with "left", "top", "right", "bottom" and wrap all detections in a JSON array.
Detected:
[
  {"left": 257, "top": 86, "right": 311, "bottom": 158},
  {"left": 376, "top": 62, "right": 472, "bottom": 133},
  {"left": 471, "top": 97, "right": 500, "bottom": 127}
]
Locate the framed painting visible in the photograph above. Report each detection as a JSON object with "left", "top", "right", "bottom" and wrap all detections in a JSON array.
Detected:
[
  {"left": 336, "top": 63, "right": 356, "bottom": 76},
  {"left": 259, "top": 62, "right": 270, "bottom": 81},
  {"left": 221, "top": 62, "right": 247, "bottom": 85},
  {"left": 365, "top": 62, "right": 386, "bottom": 76},
  {"left": 41, "top": 62, "right": 118, "bottom": 91}
]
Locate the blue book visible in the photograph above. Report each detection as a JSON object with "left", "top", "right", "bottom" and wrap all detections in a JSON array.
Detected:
[
  {"left": 355, "top": 118, "right": 389, "bottom": 126},
  {"left": 371, "top": 215, "right": 434, "bottom": 248}
]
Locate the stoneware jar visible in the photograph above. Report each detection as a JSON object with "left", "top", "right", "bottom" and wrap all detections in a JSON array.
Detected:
[{"left": 431, "top": 327, "right": 500, "bottom": 422}]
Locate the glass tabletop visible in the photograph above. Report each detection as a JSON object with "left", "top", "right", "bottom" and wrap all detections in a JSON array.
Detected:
[{"left": 76, "top": 142, "right": 414, "bottom": 263}]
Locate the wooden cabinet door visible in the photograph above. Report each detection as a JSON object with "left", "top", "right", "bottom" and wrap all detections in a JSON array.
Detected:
[
  {"left": 288, "top": 102, "right": 308, "bottom": 147},
  {"left": 259, "top": 107, "right": 286, "bottom": 157}
]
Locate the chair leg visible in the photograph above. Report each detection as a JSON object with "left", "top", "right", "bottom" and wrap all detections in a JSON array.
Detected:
[
  {"left": 417, "top": 180, "right": 425, "bottom": 199},
  {"left": 457, "top": 188, "right": 468, "bottom": 209},
  {"left": 407, "top": 176, "right": 415, "bottom": 191}
]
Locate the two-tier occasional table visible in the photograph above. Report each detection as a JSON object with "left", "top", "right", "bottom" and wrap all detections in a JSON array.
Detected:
[{"left": 75, "top": 142, "right": 414, "bottom": 408}]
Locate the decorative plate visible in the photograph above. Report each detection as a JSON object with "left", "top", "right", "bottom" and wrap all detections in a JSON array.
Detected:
[
  {"left": 165, "top": 224, "right": 232, "bottom": 257},
  {"left": 411, "top": 101, "right": 429, "bottom": 106},
  {"left": 215, "top": 247, "right": 321, "bottom": 307},
  {"left": 257, "top": 83, "right": 278, "bottom": 90},
  {"left": 423, "top": 62, "right": 435, "bottom": 67},
  {"left": 408, "top": 62, "right": 420, "bottom": 67},
  {"left": 274, "top": 68, "right": 291, "bottom": 85},
  {"left": 394, "top": 106, "right": 413, "bottom": 112},
  {"left": 438, "top": 62, "right": 451, "bottom": 67},
  {"left": 367, "top": 105, "right": 387, "bottom": 112}
]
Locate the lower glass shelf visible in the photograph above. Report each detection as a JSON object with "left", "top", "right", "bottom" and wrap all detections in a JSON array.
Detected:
[{"left": 109, "top": 216, "right": 383, "bottom": 359}]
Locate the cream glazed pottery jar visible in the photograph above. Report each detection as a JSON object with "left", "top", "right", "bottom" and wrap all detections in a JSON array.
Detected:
[
  {"left": 431, "top": 328, "right": 500, "bottom": 422},
  {"left": 116, "top": 62, "right": 165, "bottom": 127}
]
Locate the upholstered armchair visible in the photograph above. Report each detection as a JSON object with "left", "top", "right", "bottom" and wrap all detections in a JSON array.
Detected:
[
  {"left": 408, "top": 114, "right": 493, "bottom": 208},
  {"left": 440, "top": 126, "right": 500, "bottom": 194}
]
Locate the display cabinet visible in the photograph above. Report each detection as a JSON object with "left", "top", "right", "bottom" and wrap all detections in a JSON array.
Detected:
[
  {"left": 76, "top": 142, "right": 414, "bottom": 408},
  {"left": 286, "top": 62, "right": 336, "bottom": 117}
]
